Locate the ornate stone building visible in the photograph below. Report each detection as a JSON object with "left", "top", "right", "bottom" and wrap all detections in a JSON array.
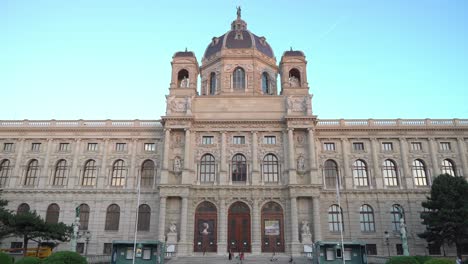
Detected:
[{"left": 1, "top": 11, "right": 467, "bottom": 257}]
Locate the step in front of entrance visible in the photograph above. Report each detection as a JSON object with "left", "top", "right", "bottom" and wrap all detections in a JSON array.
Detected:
[{"left": 166, "top": 255, "right": 311, "bottom": 264}]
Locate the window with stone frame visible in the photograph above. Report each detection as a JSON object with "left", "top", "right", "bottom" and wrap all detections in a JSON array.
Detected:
[
  {"left": 144, "top": 143, "right": 155, "bottom": 152},
  {"left": 110, "top": 159, "right": 126, "bottom": 186},
  {"left": 359, "top": 204, "right": 375, "bottom": 232},
  {"left": 352, "top": 159, "right": 369, "bottom": 186},
  {"left": 31, "top": 142, "right": 41, "bottom": 152},
  {"left": 323, "top": 142, "right": 336, "bottom": 151},
  {"left": 391, "top": 204, "right": 403, "bottom": 232},
  {"left": 232, "top": 136, "right": 245, "bottom": 144},
  {"left": 78, "top": 204, "right": 90, "bottom": 230},
  {"left": 412, "top": 159, "right": 428, "bottom": 186},
  {"left": 87, "top": 143, "right": 98, "bottom": 151},
  {"left": 328, "top": 204, "right": 344, "bottom": 232},
  {"left": 45, "top": 203, "right": 60, "bottom": 224},
  {"left": 200, "top": 154, "right": 216, "bottom": 183},
  {"left": 58, "top": 143, "right": 70, "bottom": 152},
  {"left": 202, "top": 136, "right": 214, "bottom": 145},
  {"left": 263, "top": 136, "right": 276, "bottom": 144},
  {"left": 262, "top": 154, "right": 279, "bottom": 182},
  {"left": 382, "top": 142, "right": 393, "bottom": 151},
  {"left": 233, "top": 67, "right": 245, "bottom": 89},
  {"left": 411, "top": 142, "right": 422, "bottom": 151},
  {"left": 324, "top": 159, "right": 339, "bottom": 189},
  {"left": 366, "top": 244, "right": 377, "bottom": 255},
  {"left": 24, "top": 159, "right": 39, "bottom": 186},
  {"left": 17, "top": 203, "right": 30, "bottom": 214},
  {"left": 352, "top": 142, "right": 364, "bottom": 151},
  {"left": 262, "top": 72, "right": 271, "bottom": 94},
  {"left": 82, "top": 159, "right": 97, "bottom": 186},
  {"left": 115, "top": 143, "right": 126, "bottom": 152},
  {"left": 103, "top": 243, "right": 113, "bottom": 255},
  {"left": 137, "top": 204, "right": 151, "bottom": 231},
  {"left": 3, "top": 142, "right": 13, "bottom": 152},
  {"left": 140, "top": 160, "right": 155, "bottom": 186},
  {"left": 231, "top": 154, "right": 247, "bottom": 182},
  {"left": 0, "top": 159, "right": 11, "bottom": 187},
  {"left": 209, "top": 72, "right": 216, "bottom": 95},
  {"left": 439, "top": 142, "right": 451, "bottom": 151},
  {"left": 53, "top": 159, "right": 68, "bottom": 186},
  {"left": 382, "top": 159, "right": 399, "bottom": 186},
  {"left": 105, "top": 204, "right": 120, "bottom": 231},
  {"left": 441, "top": 159, "right": 456, "bottom": 176}
]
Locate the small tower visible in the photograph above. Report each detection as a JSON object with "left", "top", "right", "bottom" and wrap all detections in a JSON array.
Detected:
[{"left": 279, "top": 49, "right": 309, "bottom": 96}]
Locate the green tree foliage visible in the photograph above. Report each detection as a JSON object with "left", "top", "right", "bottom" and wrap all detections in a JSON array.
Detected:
[
  {"left": 0, "top": 251, "right": 15, "bottom": 264},
  {"left": 419, "top": 174, "right": 468, "bottom": 258},
  {"left": 43, "top": 251, "right": 87, "bottom": 264},
  {"left": 16, "top": 256, "right": 43, "bottom": 264},
  {"left": 424, "top": 259, "right": 454, "bottom": 264},
  {"left": 386, "top": 256, "right": 420, "bottom": 264}
]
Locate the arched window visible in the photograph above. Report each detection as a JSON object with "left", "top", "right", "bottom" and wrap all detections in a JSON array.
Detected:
[
  {"left": 82, "top": 160, "right": 97, "bottom": 186},
  {"left": 233, "top": 67, "right": 245, "bottom": 90},
  {"left": 261, "top": 72, "right": 270, "bottom": 94},
  {"left": 17, "top": 203, "right": 30, "bottom": 215},
  {"left": 45, "top": 203, "right": 60, "bottom": 224},
  {"left": 352, "top": 159, "right": 369, "bottom": 186},
  {"left": 78, "top": 204, "right": 90, "bottom": 230},
  {"left": 105, "top": 204, "right": 120, "bottom": 231},
  {"left": 288, "top": 68, "right": 301, "bottom": 87},
  {"left": 359, "top": 204, "right": 375, "bottom": 232},
  {"left": 231, "top": 154, "right": 247, "bottom": 182},
  {"left": 24, "top": 159, "right": 39, "bottom": 186},
  {"left": 53, "top": 159, "right": 68, "bottom": 186},
  {"left": 200, "top": 154, "right": 216, "bottom": 183},
  {"left": 328, "top": 204, "right": 344, "bottom": 232},
  {"left": 412, "top": 159, "right": 428, "bottom": 186},
  {"left": 324, "top": 159, "right": 339, "bottom": 188},
  {"left": 141, "top": 160, "right": 155, "bottom": 187},
  {"left": 177, "top": 69, "right": 189, "bottom": 88},
  {"left": 383, "top": 159, "right": 399, "bottom": 186},
  {"left": 441, "top": 159, "right": 456, "bottom": 176},
  {"left": 391, "top": 204, "right": 403, "bottom": 231},
  {"left": 0, "top": 159, "right": 11, "bottom": 186},
  {"left": 209, "top": 72, "right": 216, "bottom": 95},
  {"left": 111, "top": 159, "right": 125, "bottom": 186},
  {"left": 263, "top": 154, "right": 279, "bottom": 182},
  {"left": 137, "top": 204, "right": 151, "bottom": 231}
]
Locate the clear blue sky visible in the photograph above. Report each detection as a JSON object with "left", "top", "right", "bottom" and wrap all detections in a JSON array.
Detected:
[{"left": 1, "top": 0, "right": 467, "bottom": 120}]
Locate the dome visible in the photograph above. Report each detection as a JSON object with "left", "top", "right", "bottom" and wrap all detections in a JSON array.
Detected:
[{"left": 203, "top": 8, "right": 274, "bottom": 60}]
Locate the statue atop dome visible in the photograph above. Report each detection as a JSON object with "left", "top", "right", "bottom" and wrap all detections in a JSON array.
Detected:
[{"left": 236, "top": 6, "right": 241, "bottom": 19}]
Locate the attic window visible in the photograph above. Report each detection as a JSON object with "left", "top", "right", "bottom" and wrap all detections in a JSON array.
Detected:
[
  {"left": 259, "top": 37, "right": 266, "bottom": 45},
  {"left": 235, "top": 32, "right": 243, "bottom": 40},
  {"left": 211, "top": 37, "right": 219, "bottom": 46}
]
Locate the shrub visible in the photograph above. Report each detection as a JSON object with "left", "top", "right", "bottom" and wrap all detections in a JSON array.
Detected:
[
  {"left": 0, "top": 251, "right": 14, "bottom": 264},
  {"left": 414, "top": 255, "right": 433, "bottom": 264},
  {"left": 42, "top": 251, "right": 87, "bottom": 264},
  {"left": 425, "top": 258, "right": 453, "bottom": 264},
  {"left": 386, "top": 256, "right": 420, "bottom": 264},
  {"left": 16, "top": 256, "right": 42, "bottom": 264}
]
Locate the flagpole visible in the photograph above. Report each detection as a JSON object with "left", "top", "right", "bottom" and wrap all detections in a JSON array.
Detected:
[
  {"left": 336, "top": 172, "right": 345, "bottom": 264},
  {"left": 132, "top": 170, "right": 142, "bottom": 264}
]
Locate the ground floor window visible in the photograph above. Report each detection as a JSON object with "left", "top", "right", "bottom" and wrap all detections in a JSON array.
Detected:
[
  {"left": 76, "top": 243, "right": 85, "bottom": 254},
  {"left": 366, "top": 244, "right": 377, "bottom": 255},
  {"left": 103, "top": 243, "right": 112, "bottom": 255},
  {"left": 427, "top": 243, "right": 441, "bottom": 255},
  {"left": 396, "top": 244, "right": 403, "bottom": 255}
]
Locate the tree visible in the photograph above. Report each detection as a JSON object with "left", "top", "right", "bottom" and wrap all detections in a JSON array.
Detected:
[
  {"left": 419, "top": 174, "right": 468, "bottom": 258},
  {"left": 0, "top": 209, "right": 73, "bottom": 256}
]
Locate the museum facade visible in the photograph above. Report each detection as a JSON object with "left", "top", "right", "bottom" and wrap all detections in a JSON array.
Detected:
[{"left": 1, "top": 11, "right": 467, "bottom": 257}]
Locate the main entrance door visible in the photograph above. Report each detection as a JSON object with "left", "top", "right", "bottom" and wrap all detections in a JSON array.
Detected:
[
  {"left": 261, "top": 201, "right": 284, "bottom": 252},
  {"left": 194, "top": 201, "right": 217, "bottom": 253},
  {"left": 228, "top": 201, "right": 251, "bottom": 253}
]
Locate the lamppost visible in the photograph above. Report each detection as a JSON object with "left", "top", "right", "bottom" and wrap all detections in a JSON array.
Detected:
[
  {"left": 384, "top": 231, "right": 390, "bottom": 257},
  {"left": 83, "top": 231, "right": 91, "bottom": 256}
]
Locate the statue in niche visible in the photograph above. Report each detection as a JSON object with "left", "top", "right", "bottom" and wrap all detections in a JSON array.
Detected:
[
  {"left": 169, "top": 222, "right": 177, "bottom": 233},
  {"left": 289, "top": 75, "right": 299, "bottom": 87},
  {"left": 173, "top": 157, "right": 182, "bottom": 173},
  {"left": 301, "top": 220, "right": 311, "bottom": 236},
  {"left": 297, "top": 155, "right": 305, "bottom": 173},
  {"left": 180, "top": 76, "right": 189, "bottom": 88}
]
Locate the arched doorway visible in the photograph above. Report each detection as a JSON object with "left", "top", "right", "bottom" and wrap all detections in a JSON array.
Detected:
[
  {"left": 228, "top": 201, "right": 251, "bottom": 253},
  {"left": 261, "top": 201, "right": 284, "bottom": 252},
  {"left": 194, "top": 201, "right": 217, "bottom": 253}
]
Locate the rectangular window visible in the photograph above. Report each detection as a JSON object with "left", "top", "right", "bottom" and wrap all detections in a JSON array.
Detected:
[
  {"left": 366, "top": 244, "right": 377, "bottom": 255},
  {"left": 232, "top": 136, "right": 245, "bottom": 144},
  {"left": 396, "top": 244, "right": 403, "bottom": 255},
  {"left": 31, "top": 143, "right": 41, "bottom": 152},
  {"left": 336, "top": 248, "right": 343, "bottom": 258},
  {"left": 353, "top": 142, "right": 364, "bottom": 151},
  {"left": 76, "top": 243, "right": 85, "bottom": 254},
  {"left": 144, "top": 143, "right": 155, "bottom": 152},
  {"left": 116, "top": 143, "right": 126, "bottom": 152},
  {"left": 58, "top": 143, "right": 70, "bottom": 152},
  {"left": 10, "top": 242, "right": 23, "bottom": 254},
  {"left": 382, "top": 142, "right": 393, "bottom": 151},
  {"left": 87, "top": 143, "right": 98, "bottom": 151},
  {"left": 440, "top": 142, "right": 451, "bottom": 151},
  {"left": 428, "top": 243, "right": 441, "bottom": 255},
  {"left": 3, "top": 143, "right": 13, "bottom": 152},
  {"left": 103, "top": 243, "right": 113, "bottom": 255},
  {"left": 202, "top": 136, "right": 214, "bottom": 145},
  {"left": 411, "top": 142, "right": 422, "bottom": 151},
  {"left": 263, "top": 136, "right": 276, "bottom": 144},
  {"left": 324, "top": 142, "right": 336, "bottom": 151}
]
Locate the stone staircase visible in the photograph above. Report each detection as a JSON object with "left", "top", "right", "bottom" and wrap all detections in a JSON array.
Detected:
[{"left": 166, "top": 254, "right": 312, "bottom": 264}]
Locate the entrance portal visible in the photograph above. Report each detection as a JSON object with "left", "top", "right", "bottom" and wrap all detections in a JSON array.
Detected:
[
  {"left": 261, "top": 201, "right": 284, "bottom": 252},
  {"left": 228, "top": 201, "right": 251, "bottom": 253},
  {"left": 194, "top": 201, "right": 217, "bottom": 253}
]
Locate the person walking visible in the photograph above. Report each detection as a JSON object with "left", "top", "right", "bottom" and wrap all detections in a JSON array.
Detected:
[{"left": 228, "top": 249, "right": 232, "bottom": 261}]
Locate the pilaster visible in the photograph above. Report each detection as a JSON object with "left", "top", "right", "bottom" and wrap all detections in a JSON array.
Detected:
[
  {"left": 307, "top": 128, "right": 318, "bottom": 184},
  {"left": 69, "top": 139, "right": 81, "bottom": 188},
  {"left": 178, "top": 196, "right": 189, "bottom": 255},
  {"left": 251, "top": 131, "right": 260, "bottom": 185},
  {"left": 312, "top": 196, "right": 322, "bottom": 242},
  {"left": 289, "top": 197, "right": 300, "bottom": 255},
  {"left": 158, "top": 196, "right": 167, "bottom": 241},
  {"left": 371, "top": 138, "right": 382, "bottom": 189},
  {"left": 97, "top": 139, "right": 109, "bottom": 188},
  {"left": 219, "top": 132, "right": 227, "bottom": 185},
  {"left": 252, "top": 199, "right": 261, "bottom": 254},
  {"left": 161, "top": 129, "right": 171, "bottom": 184},
  {"left": 341, "top": 138, "right": 351, "bottom": 189},
  {"left": 39, "top": 139, "right": 52, "bottom": 188},
  {"left": 129, "top": 139, "right": 138, "bottom": 188},
  {"left": 12, "top": 139, "right": 25, "bottom": 187},
  {"left": 217, "top": 198, "right": 227, "bottom": 254},
  {"left": 181, "top": 129, "right": 191, "bottom": 184},
  {"left": 428, "top": 138, "right": 439, "bottom": 181},
  {"left": 399, "top": 138, "right": 411, "bottom": 189},
  {"left": 288, "top": 128, "right": 297, "bottom": 184},
  {"left": 457, "top": 138, "right": 468, "bottom": 178}
]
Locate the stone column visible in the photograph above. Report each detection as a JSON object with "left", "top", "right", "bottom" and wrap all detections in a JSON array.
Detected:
[
  {"left": 220, "top": 132, "right": 227, "bottom": 185},
  {"left": 12, "top": 139, "right": 25, "bottom": 187},
  {"left": 370, "top": 138, "right": 382, "bottom": 189},
  {"left": 288, "top": 129, "right": 297, "bottom": 184},
  {"left": 341, "top": 138, "right": 351, "bottom": 189},
  {"left": 182, "top": 129, "right": 191, "bottom": 184},
  {"left": 290, "top": 197, "right": 300, "bottom": 255},
  {"left": 251, "top": 131, "right": 259, "bottom": 185},
  {"left": 252, "top": 200, "right": 261, "bottom": 254},
  {"left": 457, "top": 138, "right": 468, "bottom": 178},
  {"left": 178, "top": 197, "right": 189, "bottom": 254},
  {"left": 158, "top": 196, "right": 167, "bottom": 241},
  {"left": 98, "top": 139, "right": 109, "bottom": 188},
  {"left": 312, "top": 197, "right": 322, "bottom": 242},
  {"left": 39, "top": 139, "right": 53, "bottom": 188},
  {"left": 69, "top": 139, "right": 81, "bottom": 188},
  {"left": 399, "top": 138, "right": 412, "bottom": 189},
  {"left": 217, "top": 199, "right": 227, "bottom": 254},
  {"left": 428, "top": 138, "right": 440, "bottom": 181},
  {"left": 161, "top": 129, "right": 171, "bottom": 184},
  {"left": 307, "top": 128, "right": 318, "bottom": 184}
]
